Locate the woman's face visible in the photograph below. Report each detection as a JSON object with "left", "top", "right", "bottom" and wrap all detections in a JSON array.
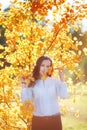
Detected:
[{"left": 39, "top": 59, "right": 51, "bottom": 78}]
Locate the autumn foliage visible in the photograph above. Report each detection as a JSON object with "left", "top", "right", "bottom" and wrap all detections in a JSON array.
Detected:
[{"left": 0, "top": 0, "right": 87, "bottom": 129}]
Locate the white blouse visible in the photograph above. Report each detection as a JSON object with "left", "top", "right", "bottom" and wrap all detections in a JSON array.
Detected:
[{"left": 21, "top": 76, "right": 68, "bottom": 116}]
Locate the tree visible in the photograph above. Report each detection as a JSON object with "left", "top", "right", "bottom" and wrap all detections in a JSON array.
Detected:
[
  {"left": 0, "top": 0, "right": 87, "bottom": 129},
  {"left": 68, "top": 28, "right": 87, "bottom": 83}
]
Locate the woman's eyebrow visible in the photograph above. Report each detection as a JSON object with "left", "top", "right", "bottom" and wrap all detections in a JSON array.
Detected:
[{"left": 47, "top": 65, "right": 51, "bottom": 67}]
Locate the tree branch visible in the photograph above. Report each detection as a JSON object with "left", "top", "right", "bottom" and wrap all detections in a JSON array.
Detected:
[
  {"left": 2, "top": 87, "right": 10, "bottom": 108},
  {"left": 43, "top": 5, "right": 85, "bottom": 55}
]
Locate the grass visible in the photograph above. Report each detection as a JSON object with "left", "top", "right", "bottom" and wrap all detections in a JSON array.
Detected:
[
  {"left": 62, "top": 116, "right": 87, "bottom": 130},
  {"left": 61, "top": 83, "right": 87, "bottom": 130}
]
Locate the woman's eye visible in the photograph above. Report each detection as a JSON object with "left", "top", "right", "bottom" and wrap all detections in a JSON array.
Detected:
[
  {"left": 41, "top": 65, "right": 44, "bottom": 67},
  {"left": 41, "top": 65, "right": 50, "bottom": 68},
  {"left": 47, "top": 66, "right": 50, "bottom": 68}
]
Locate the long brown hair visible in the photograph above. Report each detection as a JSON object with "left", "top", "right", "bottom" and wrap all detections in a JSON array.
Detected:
[{"left": 28, "top": 56, "right": 53, "bottom": 87}]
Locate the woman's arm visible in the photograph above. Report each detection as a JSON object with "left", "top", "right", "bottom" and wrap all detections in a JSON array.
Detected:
[
  {"left": 20, "top": 77, "right": 33, "bottom": 103},
  {"left": 58, "top": 81, "right": 68, "bottom": 98},
  {"left": 56, "top": 69, "right": 68, "bottom": 98}
]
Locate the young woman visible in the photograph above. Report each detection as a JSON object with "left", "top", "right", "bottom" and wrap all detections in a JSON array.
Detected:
[{"left": 21, "top": 56, "right": 68, "bottom": 130}]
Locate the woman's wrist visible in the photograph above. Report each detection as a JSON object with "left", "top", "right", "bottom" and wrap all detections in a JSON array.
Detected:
[
  {"left": 60, "top": 78, "right": 64, "bottom": 82},
  {"left": 59, "top": 69, "right": 65, "bottom": 82}
]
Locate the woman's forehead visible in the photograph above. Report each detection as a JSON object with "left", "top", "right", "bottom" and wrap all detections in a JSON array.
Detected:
[{"left": 41, "top": 60, "right": 51, "bottom": 65}]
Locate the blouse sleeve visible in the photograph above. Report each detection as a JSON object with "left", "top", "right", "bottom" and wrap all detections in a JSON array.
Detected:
[
  {"left": 21, "top": 87, "right": 33, "bottom": 103},
  {"left": 55, "top": 79, "right": 68, "bottom": 98}
]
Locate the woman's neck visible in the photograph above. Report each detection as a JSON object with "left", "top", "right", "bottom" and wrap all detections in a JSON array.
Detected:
[{"left": 40, "top": 75, "right": 48, "bottom": 80}]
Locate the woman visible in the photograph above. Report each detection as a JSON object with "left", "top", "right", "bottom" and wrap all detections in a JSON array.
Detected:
[{"left": 21, "top": 56, "right": 68, "bottom": 130}]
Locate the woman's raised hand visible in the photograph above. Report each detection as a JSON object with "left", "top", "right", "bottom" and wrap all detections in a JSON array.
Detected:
[
  {"left": 59, "top": 70, "right": 64, "bottom": 82},
  {"left": 20, "top": 77, "right": 27, "bottom": 88},
  {"left": 58, "top": 67, "right": 65, "bottom": 82}
]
